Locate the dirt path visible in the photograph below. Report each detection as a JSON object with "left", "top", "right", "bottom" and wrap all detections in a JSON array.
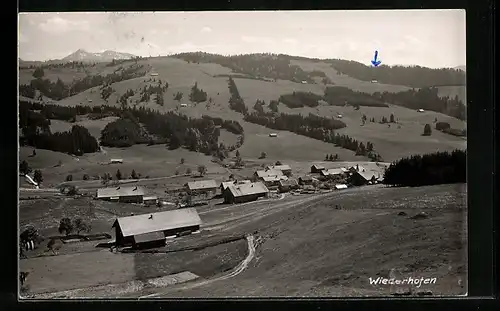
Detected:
[{"left": 138, "top": 235, "right": 256, "bottom": 299}]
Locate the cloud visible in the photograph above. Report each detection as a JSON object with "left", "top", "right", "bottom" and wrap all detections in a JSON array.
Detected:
[
  {"left": 201, "top": 26, "right": 212, "bottom": 33},
  {"left": 38, "top": 17, "right": 90, "bottom": 34}
]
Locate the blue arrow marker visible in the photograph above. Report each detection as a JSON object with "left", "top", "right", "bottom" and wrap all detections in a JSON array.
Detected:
[{"left": 371, "top": 51, "right": 381, "bottom": 67}]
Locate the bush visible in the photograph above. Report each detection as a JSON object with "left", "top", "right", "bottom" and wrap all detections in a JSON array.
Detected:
[
  {"left": 423, "top": 124, "right": 432, "bottom": 136},
  {"left": 82, "top": 174, "right": 89, "bottom": 180},
  {"left": 436, "top": 122, "right": 451, "bottom": 131}
]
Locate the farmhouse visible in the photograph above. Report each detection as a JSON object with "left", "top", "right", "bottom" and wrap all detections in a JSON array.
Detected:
[
  {"left": 143, "top": 196, "right": 158, "bottom": 206},
  {"left": 112, "top": 208, "right": 202, "bottom": 248},
  {"left": 185, "top": 180, "right": 218, "bottom": 196},
  {"left": 299, "top": 175, "right": 315, "bottom": 185},
  {"left": 269, "top": 133, "right": 278, "bottom": 137},
  {"left": 265, "top": 164, "right": 292, "bottom": 176},
  {"left": 96, "top": 186, "right": 146, "bottom": 203},
  {"left": 262, "top": 175, "right": 288, "bottom": 189},
  {"left": 320, "top": 168, "right": 346, "bottom": 179},
  {"left": 223, "top": 182, "right": 269, "bottom": 204},
  {"left": 278, "top": 179, "right": 299, "bottom": 192},
  {"left": 310, "top": 164, "right": 326, "bottom": 173},
  {"left": 417, "top": 108, "right": 425, "bottom": 112},
  {"left": 350, "top": 170, "right": 381, "bottom": 185},
  {"left": 110, "top": 159, "right": 123, "bottom": 164},
  {"left": 254, "top": 169, "right": 284, "bottom": 180}
]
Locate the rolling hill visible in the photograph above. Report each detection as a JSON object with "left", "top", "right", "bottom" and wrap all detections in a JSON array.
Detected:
[{"left": 18, "top": 52, "right": 467, "bottom": 175}]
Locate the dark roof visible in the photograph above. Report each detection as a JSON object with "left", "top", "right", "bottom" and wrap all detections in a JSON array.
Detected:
[
  {"left": 311, "top": 164, "right": 325, "bottom": 170},
  {"left": 97, "top": 186, "right": 145, "bottom": 198},
  {"left": 186, "top": 180, "right": 217, "bottom": 190},
  {"left": 133, "top": 231, "right": 165, "bottom": 244},
  {"left": 112, "top": 208, "right": 202, "bottom": 237},
  {"left": 226, "top": 182, "right": 269, "bottom": 197}
]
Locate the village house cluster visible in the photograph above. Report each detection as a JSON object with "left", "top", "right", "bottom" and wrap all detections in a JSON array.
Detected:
[{"left": 91, "top": 161, "right": 388, "bottom": 249}]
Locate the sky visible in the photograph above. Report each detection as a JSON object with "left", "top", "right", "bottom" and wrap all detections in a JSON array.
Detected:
[{"left": 18, "top": 10, "right": 466, "bottom": 68}]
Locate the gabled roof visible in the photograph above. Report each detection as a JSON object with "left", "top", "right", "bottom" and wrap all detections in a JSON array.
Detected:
[
  {"left": 299, "top": 175, "right": 314, "bottom": 181},
  {"left": 220, "top": 181, "right": 236, "bottom": 190},
  {"left": 321, "top": 168, "right": 345, "bottom": 176},
  {"left": 186, "top": 180, "right": 217, "bottom": 190},
  {"left": 255, "top": 169, "right": 284, "bottom": 178},
  {"left": 311, "top": 164, "right": 325, "bottom": 170},
  {"left": 97, "top": 186, "right": 145, "bottom": 198},
  {"left": 266, "top": 164, "right": 292, "bottom": 171},
  {"left": 226, "top": 182, "right": 269, "bottom": 198},
  {"left": 262, "top": 175, "right": 288, "bottom": 182},
  {"left": 113, "top": 208, "right": 202, "bottom": 237},
  {"left": 279, "top": 179, "right": 298, "bottom": 187}
]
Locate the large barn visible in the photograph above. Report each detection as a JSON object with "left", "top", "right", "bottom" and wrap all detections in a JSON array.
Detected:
[
  {"left": 223, "top": 182, "right": 269, "bottom": 204},
  {"left": 96, "top": 186, "right": 146, "bottom": 203},
  {"left": 265, "top": 164, "right": 292, "bottom": 176},
  {"left": 112, "top": 208, "right": 202, "bottom": 248},
  {"left": 185, "top": 180, "right": 218, "bottom": 196}
]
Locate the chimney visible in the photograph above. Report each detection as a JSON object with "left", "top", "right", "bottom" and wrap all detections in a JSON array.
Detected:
[{"left": 356, "top": 164, "right": 359, "bottom": 171}]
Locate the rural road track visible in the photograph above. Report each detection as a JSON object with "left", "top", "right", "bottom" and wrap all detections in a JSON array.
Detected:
[{"left": 138, "top": 234, "right": 256, "bottom": 299}]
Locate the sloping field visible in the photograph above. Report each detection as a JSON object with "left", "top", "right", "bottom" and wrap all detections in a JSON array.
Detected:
[
  {"left": 234, "top": 77, "right": 325, "bottom": 107},
  {"left": 290, "top": 59, "right": 411, "bottom": 94},
  {"left": 153, "top": 183, "right": 466, "bottom": 297},
  {"left": 19, "top": 144, "right": 226, "bottom": 187},
  {"left": 274, "top": 103, "right": 466, "bottom": 162}
]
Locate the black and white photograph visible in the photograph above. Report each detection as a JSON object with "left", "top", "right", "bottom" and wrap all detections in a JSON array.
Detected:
[{"left": 18, "top": 10, "right": 467, "bottom": 299}]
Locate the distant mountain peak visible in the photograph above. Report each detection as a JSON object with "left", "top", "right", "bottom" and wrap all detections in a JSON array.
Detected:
[{"left": 61, "top": 49, "right": 136, "bottom": 62}]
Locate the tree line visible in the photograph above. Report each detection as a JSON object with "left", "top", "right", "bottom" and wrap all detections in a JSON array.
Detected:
[
  {"left": 227, "top": 77, "right": 248, "bottom": 114},
  {"left": 279, "top": 92, "right": 324, "bottom": 108},
  {"left": 19, "top": 63, "right": 147, "bottom": 100},
  {"left": 19, "top": 106, "right": 99, "bottom": 155},
  {"left": 326, "top": 59, "right": 466, "bottom": 88},
  {"left": 173, "top": 52, "right": 315, "bottom": 83},
  {"left": 383, "top": 149, "right": 466, "bottom": 186},
  {"left": 99, "top": 106, "right": 242, "bottom": 157},
  {"left": 372, "top": 88, "right": 466, "bottom": 121}
]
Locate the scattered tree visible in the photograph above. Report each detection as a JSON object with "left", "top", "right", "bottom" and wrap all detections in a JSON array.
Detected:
[
  {"left": 83, "top": 174, "right": 89, "bottom": 180},
  {"left": 180, "top": 158, "right": 185, "bottom": 164},
  {"left": 67, "top": 185, "right": 79, "bottom": 196},
  {"left": 197, "top": 165, "right": 207, "bottom": 176},
  {"left": 175, "top": 169, "right": 179, "bottom": 175},
  {"left": 73, "top": 218, "right": 92, "bottom": 234},
  {"left": 32, "top": 67, "right": 45, "bottom": 79},
  {"left": 131, "top": 169, "right": 138, "bottom": 179},
  {"left": 423, "top": 124, "right": 432, "bottom": 136},
  {"left": 186, "top": 167, "right": 192, "bottom": 174},
  {"left": 58, "top": 218, "right": 73, "bottom": 236},
  {"left": 259, "top": 152, "right": 267, "bottom": 159},
  {"left": 20, "top": 160, "right": 32, "bottom": 175},
  {"left": 235, "top": 150, "right": 240, "bottom": 158},
  {"left": 66, "top": 174, "right": 73, "bottom": 182},
  {"left": 390, "top": 113, "right": 395, "bottom": 123},
  {"left": 33, "top": 170, "right": 43, "bottom": 184},
  {"left": 116, "top": 169, "right": 122, "bottom": 180}
]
